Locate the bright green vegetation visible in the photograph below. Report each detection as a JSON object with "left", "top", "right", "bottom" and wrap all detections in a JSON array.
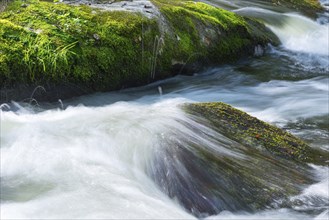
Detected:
[
  {"left": 0, "top": 0, "right": 278, "bottom": 101},
  {"left": 184, "top": 102, "right": 329, "bottom": 165},
  {"left": 0, "top": 0, "right": 160, "bottom": 91},
  {"left": 152, "top": 0, "right": 279, "bottom": 67}
]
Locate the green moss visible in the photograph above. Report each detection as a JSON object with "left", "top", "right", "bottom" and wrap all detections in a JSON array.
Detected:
[
  {"left": 0, "top": 0, "right": 160, "bottom": 90},
  {"left": 0, "top": 0, "right": 279, "bottom": 100},
  {"left": 152, "top": 0, "right": 278, "bottom": 67},
  {"left": 183, "top": 102, "right": 329, "bottom": 165}
]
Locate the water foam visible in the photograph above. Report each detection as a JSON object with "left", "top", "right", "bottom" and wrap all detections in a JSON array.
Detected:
[
  {"left": 0, "top": 100, "right": 194, "bottom": 219},
  {"left": 269, "top": 13, "right": 329, "bottom": 56}
]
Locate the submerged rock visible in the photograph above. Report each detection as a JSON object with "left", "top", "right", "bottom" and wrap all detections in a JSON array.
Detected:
[
  {"left": 0, "top": 0, "right": 278, "bottom": 103},
  {"left": 147, "top": 102, "right": 328, "bottom": 217}
]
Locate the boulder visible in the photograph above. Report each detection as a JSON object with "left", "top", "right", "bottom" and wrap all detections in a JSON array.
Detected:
[
  {"left": 147, "top": 102, "right": 328, "bottom": 217},
  {"left": 0, "top": 0, "right": 278, "bottom": 103},
  {"left": 184, "top": 102, "right": 329, "bottom": 164}
]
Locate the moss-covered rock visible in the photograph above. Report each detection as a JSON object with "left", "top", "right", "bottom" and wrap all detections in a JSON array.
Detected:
[
  {"left": 0, "top": 0, "right": 160, "bottom": 100},
  {"left": 146, "top": 102, "right": 328, "bottom": 217},
  {"left": 152, "top": 0, "right": 279, "bottom": 73},
  {"left": 0, "top": 0, "right": 278, "bottom": 102},
  {"left": 183, "top": 102, "right": 329, "bottom": 164}
]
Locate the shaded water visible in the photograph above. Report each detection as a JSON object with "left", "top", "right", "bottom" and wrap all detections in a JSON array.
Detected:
[{"left": 1, "top": 0, "right": 329, "bottom": 219}]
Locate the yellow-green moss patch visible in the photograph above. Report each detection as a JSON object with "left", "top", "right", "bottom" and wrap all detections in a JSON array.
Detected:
[
  {"left": 152, "top": 0, "right": 279, "bottom": 66},
  {"left": 183, "top": 102, "right": 329, "bottom": 165}
]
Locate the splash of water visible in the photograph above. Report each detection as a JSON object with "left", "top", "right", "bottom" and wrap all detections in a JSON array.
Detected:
[
  {"left": 58, "top": 99, "right": 64, "bottom": 110},
  {"left": 269, "top": 14, "right": 329, "bottom": 56},
  {"left": 0, "top": 103, "right": 11, "bottom": 110},
  {"left": 234, "top": 7, "right": 329, "bottom": 56}
]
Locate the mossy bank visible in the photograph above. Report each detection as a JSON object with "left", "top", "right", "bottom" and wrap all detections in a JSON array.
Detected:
[{"left": 0, "top": 0, "right": 279, "bottom": 103}]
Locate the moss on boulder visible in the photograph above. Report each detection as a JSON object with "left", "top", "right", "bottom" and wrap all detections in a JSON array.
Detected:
[
  {"left": 0, "top": 0, "right": 278, "bottom": 102},
  {"left": 147, "top": 102, "right": 328, "bottom": 217},
  {"left": 0, "top": 0, "right": 160, "bottom": 99},
  {"left": 183, "top": 102, "right": 329, "bottom": 165},
  {"left": 152, "top": 0, "right": 279, "bottom": 73}
]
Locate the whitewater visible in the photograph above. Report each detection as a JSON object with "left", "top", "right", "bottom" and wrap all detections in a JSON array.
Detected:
[{"left": 1, "top": 0, "right": 328, "bottom": 219}]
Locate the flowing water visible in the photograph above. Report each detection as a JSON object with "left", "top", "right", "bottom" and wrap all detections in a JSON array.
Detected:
[{"left": 1, "top": 1, "right": 329, "bottom": 219}]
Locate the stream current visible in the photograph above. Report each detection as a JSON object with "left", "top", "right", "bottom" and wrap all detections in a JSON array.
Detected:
[{"left": 1, "top": 0, "right": 329, "bottom": 219}]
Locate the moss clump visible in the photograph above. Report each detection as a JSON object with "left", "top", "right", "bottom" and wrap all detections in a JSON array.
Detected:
[
  {"left": 183, "top": 102, "right": 329, "bottom": 165},
  {"left": 152, "top": 0, "right": 279, "bottom": 69},
  {"left": 0, "top": 0, "right": 160, "bottom": 92}
]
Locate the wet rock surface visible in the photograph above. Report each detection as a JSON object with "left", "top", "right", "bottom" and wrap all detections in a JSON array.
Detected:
[
  {"left": 62, "top": 0, "right": 160, "bottom": 18},
  {"left": 146, "top": 102, "right": 328, "bottom": 217}
]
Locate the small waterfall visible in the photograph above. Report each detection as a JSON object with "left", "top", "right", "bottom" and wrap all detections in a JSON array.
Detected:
[
  {"left": 234, "top": 7, "right": 329, "bottom": 74},
  {"left": 234, "top": 7, "right": 329, "bottom": 56},
  {"left": 269, "top": 14, "right": 329, "bottom": 56}
]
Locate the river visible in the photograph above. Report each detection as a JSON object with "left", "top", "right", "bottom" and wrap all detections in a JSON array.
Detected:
[{"left": 1, "top": 0, "right": 328, "bottom": 219}]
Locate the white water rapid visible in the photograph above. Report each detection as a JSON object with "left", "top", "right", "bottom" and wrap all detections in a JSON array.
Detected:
[
  {"left": 1, "top": 100, "right": 197, "bottom": 219},
  {"left": 1, "top": 0, "right": 329, "bottom": 219}
]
